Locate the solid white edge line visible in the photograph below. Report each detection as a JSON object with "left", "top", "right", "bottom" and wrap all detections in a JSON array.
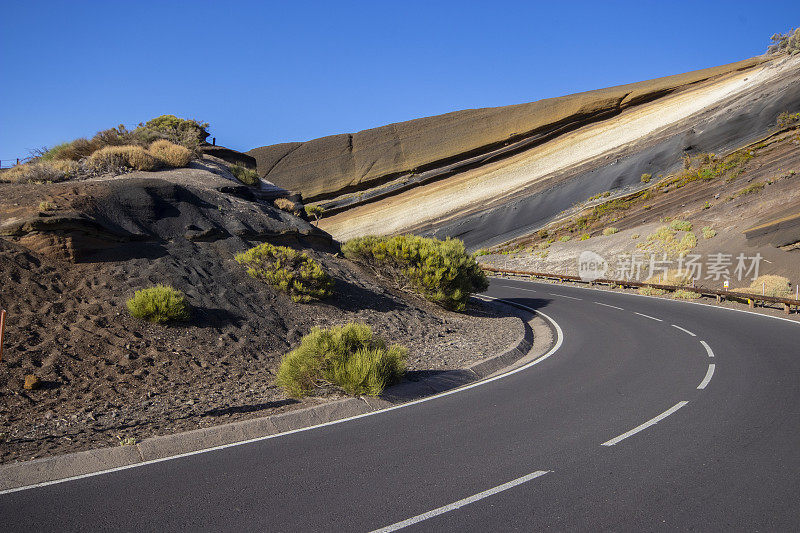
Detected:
[
  {"left": 671, "top": 324, "right": 697, "bottom": 336},
  {"left": 369, "top": 470, "right": 550, "bottom": 533},
  {"left": 700, "top": 340, "right": 715, "bottom": 358},
  {"left": 697, "top": 364, "right": 716, "bottom": 389},
  {"left": 493, "top": 278, "right": 800, "bottom": 326},
  {"left": 634, "top": 311, "right": 663, "bottom": 322},
  {"left": 601, "top": 401, "right": 689, "bottom": 446},
  {"left": 0, "top": 298, "right": 564, "bottom": 496},
  {"left": 595, "top": 301, "right": 624, "bottom": 310},
  {"left": 549, "top": 293, "right": 582, "bottom": 300}
]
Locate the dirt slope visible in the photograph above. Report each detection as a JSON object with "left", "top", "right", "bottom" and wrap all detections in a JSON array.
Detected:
[
  {"left": 480, "top": 127, "right": 800, "bottom": 290},
  {"left": 0, "top": 163, "right": 518, "bottom": 463}
]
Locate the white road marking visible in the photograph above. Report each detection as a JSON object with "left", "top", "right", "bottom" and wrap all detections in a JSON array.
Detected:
[
  {"left": 518, "top": 279, "right": 800, "bottom": 326},
  {"left": 370, "top": 470, "right": 550, "bottom": 532},
  {"left": 700, "top": 340, "right": 714, "bottom": 358},
  {"left": 595, "top": 302, "right": 624, "bottom": 310},
  {"left": 601, "top": 401, "right": 689, "bottom": 446},
  {"left": 549, "top": 293, "right": 582, "bottom": 300},
  {"left": 0, "top": 298, "right": 564, "bottom": 496},
  {"left": 671, "top": 324, "right": 697, "bottom": 336},
  {"left": 634, "top": 311, "right": 663, "bottom": 322},
  {"left": 497, "top": 285, "right": 537, "bottom": 293},
  {"left": 697, "top": 364, "right": 715, "bottom": 389}
]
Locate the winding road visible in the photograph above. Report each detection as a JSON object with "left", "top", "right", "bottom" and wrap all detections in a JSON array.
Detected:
[{"left": 2, "top": 278, "right": 799, "bottom": 531}]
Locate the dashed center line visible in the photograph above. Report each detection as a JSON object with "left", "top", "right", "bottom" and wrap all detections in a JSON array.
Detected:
[
  {"left": 595, "top": 302, "right": 624, "bottom": 310},
  {"left": 670, "top": 324, "right": 697, "bottom": 336},
  {"left": 601, "top": 401, "right": 689, "bottom": 446},
  {"left": 549, "top": 293, "right": 582, "bottom": 300},
  {"left": 700, "top": 340, "right": 715, "bottom": 357},
  {"left": 697, "top": 364, "right": 715, "bottom": 389},
  {"left": 634, "top": 311, "right": 663, "bottom": 322},
  {"left": 370, "top": 470, "right": 551, "bottom": 532},
  {"left": 497, "top": 285, "right": 537, "bottom": 293}
]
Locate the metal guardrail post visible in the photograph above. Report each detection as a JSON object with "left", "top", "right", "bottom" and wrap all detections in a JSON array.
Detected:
[{"left": 0, "top": 309, "right": 6, "bottom": 362}]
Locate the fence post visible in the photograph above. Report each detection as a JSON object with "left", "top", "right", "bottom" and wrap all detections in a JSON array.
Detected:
[
  {"left": 0, "top": 309, "right": 6, "bottom": 362},
  {"left": 212, "top": 137, "right": 216, "bottom": 146}
]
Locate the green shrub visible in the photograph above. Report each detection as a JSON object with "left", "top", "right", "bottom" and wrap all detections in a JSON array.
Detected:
[
  {"left": 235, "top": 243, "right": 333, "bottom": 302},
  {"left": 639, "top": 286, "right": 666, "bottom": 296},
  {"left": 38, "top": 201, "right": 55, "bottom": 211},
  {"left": 579, "top": 233, "right": 591, "bottom": 241},
  {"left": 148, "top": 139, "right": 192, "bottom": 167},
  {"left": 304, "top": 204, "right": 325, "bottom": 222},
  {"left": 672, "top": 289, "right": 701, "bottom": 299},
  {"left": 669, "top": 219, "right": 693, "bottom": 231},
  {"left": 559, "top": 235, "right": 571, "bottom": 242},
  {"left": 230, "top": 164, "right": 260, "bottom": 186},
  {"left": 702, "top": 226, "right": 716, "bottom": 239},
  {"left": 127, "top": 285, "right": 190, "bottom": 323},
  {"left": 276, "top": 323, "right": 406, "bottom": 397},
  {"left": 640, "top": 173, "right": 652, "bottom": 183},
  {"left": 602, "top": 227, "right": 619, "bottom": 236},
  {"left": 473, "top": 248, "right": 490, "bottom": 257},
  {"left": 342, "top": 235, "right": 488, "bottom": 311}
]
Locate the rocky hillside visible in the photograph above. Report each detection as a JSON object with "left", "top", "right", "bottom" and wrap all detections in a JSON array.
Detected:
[
  {"left": 306, "top": 55, "right": 800, "bottom": 248},
  {"left": 248, "top": 57, "right": 764, "bottom": 203}
]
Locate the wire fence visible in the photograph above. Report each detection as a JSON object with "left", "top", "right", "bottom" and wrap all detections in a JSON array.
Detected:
[{"left": 0, "top": 156, "right": 33, "bottom": 169}]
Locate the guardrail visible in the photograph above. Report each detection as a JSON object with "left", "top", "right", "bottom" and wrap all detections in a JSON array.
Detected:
[{"left": 481, "top": 266, "right": 800, "bottom": 315}]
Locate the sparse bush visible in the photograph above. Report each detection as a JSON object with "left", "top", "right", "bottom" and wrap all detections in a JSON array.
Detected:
[
  {"left": 602, "top": 227, "right": 619, "bottom": 236},
  {"left": 741, "top": 275, "right": 792, "bottom": 297},
  {"left": 669, "top": 219, "right": 693, "bottom": 231},
  {"left": 0, "top": 161, "right": 78, "bottom": 183},
  {"left": 777, "top": 111, "right": 800, "bottom": 129},
  {"left": 768, "top": 28, "right": 800, "bottom": 55},
  {"left": 703, "top": 201, "right": 712, "bottom": 209},
  {"left": 89, "top": 145, "right": 159, "bottom": 172},
  {"left": 39, "top": 138, "right": 101, "bottom": 162},
  {"left": 276, "top": 323, "right": 407, "bottom": 397},
  {"left": 640, "top": 173, "right": 651, "bottom": 183},
  {"left": 645, "top": 269, "right": 692, "bottom": 287},
  {"left": 631, "top": 233, "right": 640, "bottom": 239},
  {"left": 730, "top": 181, "right": 765, "bottom": 199},
  {"left": 559, "top": 235, "right": 571, "bottom": 242},
  {"left": 304, "top": 204, "right": 325, "bottom": 223},
  {"left": 148, "top": 140, "right": 192, "bottom": 168},
  {"left": 274, "top": 197, "right": 298, "bottom": 213},
  {"left": 672, "top": 289, "right": 701, "bottom": 299},
  {"left": 639, "top": 286, "right": 666, "bottom": 296},
  {"left": 702, "top": 226, "right": 716, "bottom": 239},
  {"left": 342, "top": 235, "right": 488, "bottom": 311},
  {"left": 537, "top": 229, "right": 549, "bottom": 239},
  {"left": 38, "top": 201, "right": 55, "bottom": 211},
  {"left": 579, "top": 233, "right": 591, "bottom": 241},
  {"left": 127, "top": 285, "right": 190, "bottom": 323},
  {"left": 230, "top": 164, "right": 260, "bottom": 186},
  {"left": 474, "top": 249, "right": 490, "bottom": 257},
  {"left": 235, "top": 243, "right": 334, "bottom": 302}
]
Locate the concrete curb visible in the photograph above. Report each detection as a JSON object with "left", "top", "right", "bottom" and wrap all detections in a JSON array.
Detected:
[{"left": 0, "top": 298, "right": 554, "bottom": 492}]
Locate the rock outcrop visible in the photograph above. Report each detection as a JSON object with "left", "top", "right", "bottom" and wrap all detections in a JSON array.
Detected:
[{"left": 248, "top": 57, "right": 765, "bottom": 202}]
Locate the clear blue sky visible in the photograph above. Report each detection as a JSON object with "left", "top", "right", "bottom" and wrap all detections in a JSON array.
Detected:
[{"left": 1, "top": 1, "right": 797, "bottom": 160}]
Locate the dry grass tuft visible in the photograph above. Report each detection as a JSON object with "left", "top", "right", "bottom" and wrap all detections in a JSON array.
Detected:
[
  {"left": 148, "top": 140, "right": 192, "bottom": 168},
  {"left": 89, "top": 145, "right": 159, "bottom": 172}
]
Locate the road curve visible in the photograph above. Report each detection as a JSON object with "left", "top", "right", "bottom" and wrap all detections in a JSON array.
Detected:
[{"left": 1, "top": 279, "right": 799, "bottom": 531}]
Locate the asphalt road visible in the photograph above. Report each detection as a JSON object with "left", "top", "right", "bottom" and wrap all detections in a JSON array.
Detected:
[{"left": 2, "top": 279, "right": 799, "bottom": 531}]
